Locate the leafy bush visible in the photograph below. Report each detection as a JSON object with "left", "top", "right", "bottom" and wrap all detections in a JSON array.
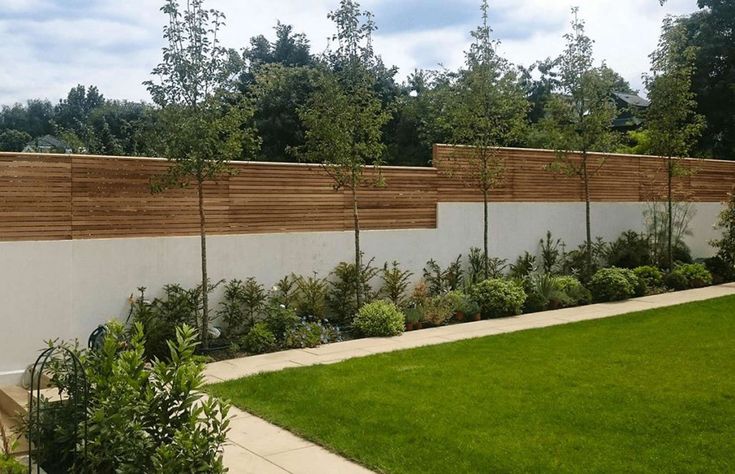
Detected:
[
  {"left": 284, "top": 320, "right": 342, "bottom": 349},
  {"left": 466, "top": 247, "right": 507, "bottom": 283},
  {"left": 606, "top": 231, "right": 652, "bottom": 269},
  {"left": 562, "top": 238, "right": 609, "bottom": 282},
  {"left": 328, "top": 258, "right": 379, "bottom": 324},
  {"left": 704, "top": 256, "right": 735, "bottom": 284},
  {"left": 667, "top": 263, "right": 713, "bottom": 290},
  {"left": 293, "top": 273, "right": 328, "bottom": 320},
  {"left": 588, "top": 268, "right": 639, "bottom": 302},
  {"left": 423, "top": 256, "right": 463, "bottom": 296},
  {"left": 555, "top": 276, "right": 592, "bottom": 306},
  {"left": 458, "top": 296, "right": 481, "bottom": 317},
  {"left": 539, "top": 231, "right": 563, "bottom": 274},
  {"left": 508, "top": 252, "right": 537, "bottom": 280},
  {"left": 523, "top": 274, "right": 567, "bottom": 313},
  {"left": 380, "top": 261, "right": 413, "bottom": 308},
  {"left": 0, "top": 424, "right": 24, "bottom": 474},
  {"left": 241, "top": 322, "right": 277, "bottom": 354},
  {"left": 469, "top": 279, "right": 526, "bottom": 318},
  {"left": 710, "top": 191, "right": 735, "bottom": 275},
  {"left": 419, "top": 295, "right": 455, "bottom": 326},
  {"left": 633, "top": 266, "right": 664, "bottom": 294},
  {"left": 24, "top": 323, "right": 230, "bottom": 473},
  {"left": 353, "top": 301, "right": 405, "bottom": 337},
  {"left": 264, "top": 304, "right": 300, "bottom": 341}
]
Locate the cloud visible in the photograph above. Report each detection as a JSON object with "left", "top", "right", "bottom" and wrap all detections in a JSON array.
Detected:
[{"left": 0, "top": 0, "right": 702, "bottom": 105}]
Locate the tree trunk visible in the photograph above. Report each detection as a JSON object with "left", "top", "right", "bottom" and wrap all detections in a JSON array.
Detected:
[
  {"left": 667, "top": 155, "right": 673, "bottom": 270},
  {"left": 352, "top": 182, "right": 362, "bottom": 309},
  {"left": 198, "top": 179, "right": 210, "bottom": 350},
  {"left": 483, "top": 188, "right": 489, "bottom": 279},
  {"left": 582, "top": 152, "right": 592, "bottom": 276}
]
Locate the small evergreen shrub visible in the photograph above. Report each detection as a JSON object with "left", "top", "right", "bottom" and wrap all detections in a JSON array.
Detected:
[
  {"left": 241, "top": 322, "right": 277, "bottom": 354},
  {"left": 667, "top": 263, "right": 713, "bottom": 290},
  {"left": 283, "top": 320, "right": 341, "bottom": 349},
  {"left": 264, "top": 304, "right": 300, "bottom": 341},
  {"left": 588, "top": 268, "right": 638, "bottom": 302},
  {"left": 420, "top": 295, "right": 455, "bottom": 326},
  {"left": 704, "top": 256, "right": 735, "bottom": 284},
  {"left": 633, "top": 266, "right": 664, "bottom": 294},
  {"left": 555, "top": 276, "right": 592, "bottom": 306},
  {"left": 353, "top": 301, "right": 406, "bottom": 337},
  {"left": 664, "top": 271, "right": 689, "bottom": 291},
  {"left": 470, "top": 279, "right": 526, "bottom": 318}
]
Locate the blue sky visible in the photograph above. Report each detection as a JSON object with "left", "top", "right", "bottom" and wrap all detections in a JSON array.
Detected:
[{"left": 0, "top": 0, "right": 698, "bottom": 105}]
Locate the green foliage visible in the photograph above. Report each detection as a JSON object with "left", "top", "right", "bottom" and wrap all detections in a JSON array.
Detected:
[
  {"left": 380, "top": 261, "right": 413, "bottom": 308},
  {"left": 555, "top": 276, "right": 592, "bottom": 307},
  {"left": 663, "top": 271, "right": 688, "bottom": 291},
  {"left": 264, "top": 304, "right": 300, "bottom": 341},
  {"left": 284, "top": 320, "right": 341, "bottom": 349},
  {"left": 668, "top": 263, "right": 713, "bottom": 290},
  {"left": 293, "top": 273, "right": 329, "bottom": 320},
  {"left": 470, "top": 279, "right": 527, "bottom": 318},
  {"left": 509, "top": 252, "right": 537, "bottom": 280},
  {"left": 643, "top": 202, "right": 695, "bottom": 268},
  {"left": 423, "top": 256, "right": 462, "bottom": 296},
  {"left": 458, "top": 295, "right": 481, "bottom": 317},
  {"left": 24, "top": 323, "right": 230, "bottom": 473},
  {"left": 710, "top": 192, "right": 735, "bottom": 275},
  {"left": 241, "top": 322, "right": 277, "bottom": 354},
  {"left": 0, "top": 128, "right": 31, "bottom": 151},
  {"left": 0, "top": 424, "right": 24, "bottom": 474},
  {"left": 539, "top": 231, "right": 563, "bottom": 274},
  {"left": 271, "top": 275, "right": 298, "bottom": 308},
  {"left": 466, "top": 248, "right": 506, "bottom": 284},
  {"left": 633, "top": 266, "right": 665, "bottom": 294},
  {"left": 523, "top": 274, "right": 569, "bottom": 313},
  {"left": 328, "top": 259, "right": 379, "bottom": 324},
  {"left": 353, "top": 301, "right": 406, "bottom": 337},
  {"left": 704, "top": 256, "right": 735, "bottom": 284},
  {"left": 606, "top": 231, "right": 653, "bottom": 269},
  {"left": 562, "top": 238, "right": 609, "bottom": 282},
  {"left": 217, "top": 278, "right": 267, "bottom": 335},
  {"left": 589, "top": 268, "right": 639, "bottom": 302}
]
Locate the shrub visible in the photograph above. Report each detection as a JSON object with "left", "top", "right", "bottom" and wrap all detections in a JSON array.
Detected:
[
  {"left": 555, "top": 276, "right": 592, "bottom": 306},
  {"left": 633, "top": 266, "right": 664, "bottom": 294},
  {"left": 24, "top": 322, "right": 230, "bottom": 473},
  {"left": 264, "top": 304, "right": 300, "bottom": 341},
  {"left": 380, "top": 261, "right": 413, "bottom": 308},
  {"left": 423, "top": 256, "right": 463, "bottom": 296},
  {"left": 522, "top": 274, "right": 563, "bottom": 313},
  {"left": 0, "top": 424, "right": 24, "bottom": 474},
  {"left": 283, "top": 320, "right": 341, "bottom": 349},
  {"left": 588, "top": 268, "right": 638, "bottom": 302},
  {"left": 710, "top": 191, "right": 735, "bottom": 274},
  {"left": 241, "top": 322, "right": 277, "bottom": 354},
  {"left": 606, "top": 231, "right": 652, "bottom": 269},
  {"left": 420, "top": 295, "right": 455, "bottom": 326},
  {"left": 704, "top": 256, "right": 735, "bottom": 284},
  {"left": 470, "top": 279, "right": 526, "bottom": 318},
  {"left": 293, "top": 274, "right": 328, "bottom": 320},
  {"left": 328, "top": 258, "right": 379, "bottom": 324},
  {"left": 539, "top": 231, "right": 563, "bottom": 274},
  {"left": 353, "top": 301, "right": 405, "bottom": 337},
  {"left": 667, "top": 263, "right": 713, "bottom": 290},
  {"left": 458, "top": 296, "right": 481, "bottom": 317},
  {"left": 508, "top": 252, "right": 537, "bottom": 280}
]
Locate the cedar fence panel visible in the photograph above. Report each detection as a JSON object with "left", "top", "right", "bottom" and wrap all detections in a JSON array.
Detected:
[{"left": 1, "top": 147, "right": 733, "bottom": 242}]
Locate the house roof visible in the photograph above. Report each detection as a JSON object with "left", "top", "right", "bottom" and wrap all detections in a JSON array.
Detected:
[
  {"left": 25, "top": 135, "right": 71, "bottom": 151},
  {"left": 613, "top": 92, "right": 650, "bottom": 108}
]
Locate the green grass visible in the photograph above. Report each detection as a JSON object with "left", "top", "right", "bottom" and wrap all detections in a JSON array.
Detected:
[{"left": 209, "top": 297, "right": 735, "bottom": 473}]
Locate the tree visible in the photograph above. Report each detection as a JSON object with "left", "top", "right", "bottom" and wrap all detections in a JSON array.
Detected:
[
  {"left": 440, "top": 0, "right": 528, "bottom": 278},
  {"left": 645, "top": 17, "right": 705, "bottom": 269},
  {"left": 145, "top": 0, "right": 259, "bottom": 348},
  {"left": 0, "top": 129, "right": 31, "bottom": 151},
  {"left": 541, "top": 7, "right": 619, "bottom": 278},
  {"left": 295, "top": 0, "right": 391, "bottom": 309}
]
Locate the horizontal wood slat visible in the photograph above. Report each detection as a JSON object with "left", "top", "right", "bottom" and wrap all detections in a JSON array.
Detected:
[{"left": 1, "top": 146, "right": 733, "bottom": 242}]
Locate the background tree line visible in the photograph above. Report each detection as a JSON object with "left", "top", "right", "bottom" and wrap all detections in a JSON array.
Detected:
[{"left": 0, "top": 0, "right": 732, "bottom": 164}]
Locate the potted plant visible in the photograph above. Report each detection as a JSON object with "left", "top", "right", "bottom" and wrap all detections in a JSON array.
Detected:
[
  {"left": 460, "top": 297, "right": 481, "bottom": 321},
  {"left": 443, "top": 290, "right": 466, "bottom": 321},
  {"left": 404, "top": 307, "right": 421, "bottom": 331}
]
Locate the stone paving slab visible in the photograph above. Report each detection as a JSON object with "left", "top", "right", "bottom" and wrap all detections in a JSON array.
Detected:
[{"left": 213, "top": 283, "right": 735, "bottom": 474}]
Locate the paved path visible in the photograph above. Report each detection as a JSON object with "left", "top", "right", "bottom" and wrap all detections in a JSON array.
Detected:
[{"left": 211, "top": 283, "right": 735, "bottom": 474}]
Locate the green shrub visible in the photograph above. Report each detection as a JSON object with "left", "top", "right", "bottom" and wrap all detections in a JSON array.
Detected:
[
  {"left": 328, "top": 258, "right": 379, "bottom": 324},
  {"left": 423, "top": 256, "right": 463, "bottom": 296},
  {"left": 704, "top": 256, "right": 735, "bottom": 284},
  {"left": 633, "top": 266, "right": 664, "bottom": 293},
  {"left": 380, "top": 261, "right": 413, "bottom": 308},
  {"left": 283, "top": 320, "right": 341, "bottom": 349},
  {"left": 241, "top": 322, "right": 277, "bottom": 354},
  {"left": 589, "top": 268, "right": 638, "bottom": 302},
  {"left": 664, "top": 271, "right": 689, "bottom": 291},
  {"left": 606, "top": 231, "right": 652, "bottom": 269},
  {"left": 419, "top": 295, "right": 455, "bottom": 326},
  {"left": 293, "top": 274, "right": 328, "bottom": 320},
  {"left": 0, "top": 425, "right": 24, "bottom": 474},
  {"left": 24, "top": 322, "right": 230, "bottom": 473},
  {"left": 667, "top": 263, "right": 713, "bottom": 290},
  {"left": 353, "top": 301, "right": 405, "bottom": 337},
  {"left": 555, "top": 276, "right": 592, "bottom": 306},
  {"left": 264, "top": 304, "right": 300, "bottom": 341},
  {"left": 470, "top": 279, "right": 526, "bottom": 318}
]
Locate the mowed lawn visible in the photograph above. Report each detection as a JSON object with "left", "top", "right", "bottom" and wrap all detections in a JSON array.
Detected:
[{"left": 209, "top": 296, "right": 735, "bottom": 473}]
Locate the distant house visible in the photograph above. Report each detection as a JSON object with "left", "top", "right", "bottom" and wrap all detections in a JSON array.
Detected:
[
  {"left": 23, "top": 135, "right": 73, "bottom": 154},
  {"left": 612, "top": 92, "right": 650, "bottom": 131}
]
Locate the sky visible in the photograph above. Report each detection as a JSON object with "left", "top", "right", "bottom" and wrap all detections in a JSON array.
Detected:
[{"left": 0, "top": 0, "right": 699, "bottom": 106}]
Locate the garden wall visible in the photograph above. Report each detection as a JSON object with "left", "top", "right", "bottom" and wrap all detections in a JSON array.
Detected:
[{"left": 1, "top": 147, "right": 733, "bottom": 382}]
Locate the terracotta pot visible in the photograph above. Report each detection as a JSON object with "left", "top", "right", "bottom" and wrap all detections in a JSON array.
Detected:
[
  {"left": 415, "top": 322, "right": 424, "bottom": 330},
  {"left": 472, "top": 313, "right": 481, "bottom": 321},
  {"left": 405, "top": 322, "right": 414, "bottom": 331},
  {"left": 454, "top": 311, "right": 465, "bottom": 322}
]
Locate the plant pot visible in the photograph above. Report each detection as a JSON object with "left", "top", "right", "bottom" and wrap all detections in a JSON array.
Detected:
[
  {"left": 415, "top": 322, "right": 424, "bottom": 330},
  {"left": 405, "top": 322, "right": 414, "bottom": 331},
  {"left": 471, "top": 313, "right": 481, "bottom": 321},
  {"left": 454, "top": 311, "right": 465, "bottom": 322}
]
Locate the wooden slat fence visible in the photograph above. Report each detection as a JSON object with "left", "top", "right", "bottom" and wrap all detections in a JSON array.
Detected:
[{"left": 1, "top": 146, "right": 733, "bottom": 242}]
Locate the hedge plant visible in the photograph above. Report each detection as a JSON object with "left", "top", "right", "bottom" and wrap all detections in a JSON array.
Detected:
[
  {"left": 633, "top": 266, "right": 664, "bottom": 294},
  {"left": 470, "top": 279, "right": 526, "bottom": 318},
  {"left": 589, "top": 268, "right": 639, "bottom": 302},
  {"left": 353, "top": 301, "right": 406, "bottom": 337},
  {"left": 667, "top": 263, "right": 713, "bottom": 290}
]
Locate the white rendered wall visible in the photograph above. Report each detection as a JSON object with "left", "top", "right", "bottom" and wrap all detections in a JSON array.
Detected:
[{"left": 0, "top": 201, "right": 723, "bottom": 382}]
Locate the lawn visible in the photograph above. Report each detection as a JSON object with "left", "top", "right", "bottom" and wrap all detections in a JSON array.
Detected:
[{"left": 209, "top": 296, "right": 735, "bottom": 473}]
